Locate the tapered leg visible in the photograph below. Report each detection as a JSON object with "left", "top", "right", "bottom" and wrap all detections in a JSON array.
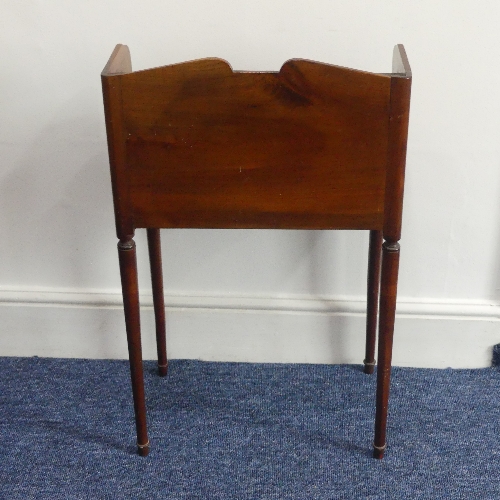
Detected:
[
  {"left": 364, "top": 230, "right": 383, "bottom": 374},
  {"left": 118, "top": 237, "right": 149, "bottom": 457},
  {"left": 373, "top": 240, "right": 400, "bottom": 459},
  {"left": 147, "top": 228, "right": 168, "bottom": 377}
]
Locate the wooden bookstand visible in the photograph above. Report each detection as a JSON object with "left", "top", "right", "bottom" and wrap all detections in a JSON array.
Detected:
[{"left": 101, "top": 44, "right": 411, "bottom": 458}]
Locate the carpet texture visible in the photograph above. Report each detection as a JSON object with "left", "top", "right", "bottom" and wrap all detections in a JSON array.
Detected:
[{"left": 1, "top": 356, "right": 499, "bottom": 499}]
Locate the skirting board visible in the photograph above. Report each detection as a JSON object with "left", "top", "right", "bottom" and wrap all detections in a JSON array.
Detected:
[{"left": 1, "top": 287, "right": 500, "bottom": 368}]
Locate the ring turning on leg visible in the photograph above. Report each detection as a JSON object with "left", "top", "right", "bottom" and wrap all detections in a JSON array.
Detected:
[{"left": 137, "top": 440, "right": 150, "bottom": 457}]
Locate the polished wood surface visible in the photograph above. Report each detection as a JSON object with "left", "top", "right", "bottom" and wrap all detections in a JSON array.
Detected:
[
  {"left": 102, "top": 44, "right": 411, "bottom": 458},
  {"left": 372, "top": 45, "right": 411, "bottom": 458},
  {"left": 373, "top": 241, "right": 400, "bottom": 459},
  {"left": 383, "top": 46, "right": 412, "bottom": 241},
  {"left": 103, "top": 51, "right": 392, "bottom": 233},
  {"left": 147, "top": 228, "right": 168, "bottom": 377},
  {"left": 117, "top": 238, "right": 149, "bottom": 456}
]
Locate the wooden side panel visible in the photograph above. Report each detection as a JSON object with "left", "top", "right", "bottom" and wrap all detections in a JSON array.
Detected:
[
  {"left": 383, "top": 47, "right": 412, "bottom": 241},
  {"left": 102, "top": 44, "right": 134, "bottom": 238},
  {"left": 383, "top": 76, "right": 411, "bottom": 241},
  {"left": 102, "top": 75, "right": 134, "bottom": 238},
  {"left": 118, "top": 59, "right": 392, "bottom": 230}
]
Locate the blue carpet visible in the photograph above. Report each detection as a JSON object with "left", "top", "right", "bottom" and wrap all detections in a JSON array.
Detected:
[{"left": 1, "top": 357, "right": 499, "bottom": 499}]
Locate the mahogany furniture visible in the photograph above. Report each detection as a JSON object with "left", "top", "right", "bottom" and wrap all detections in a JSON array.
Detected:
[{"left": 101, "top": 44, "right": 411, "bottom": 459}]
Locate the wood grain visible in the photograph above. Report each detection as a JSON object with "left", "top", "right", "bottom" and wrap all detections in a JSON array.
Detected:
[
  {"left": 383, "top": 45, "right": 412, "bottom": 241},
  {"left": 104, "top": 55, "right": 392, "bottom": 231}
]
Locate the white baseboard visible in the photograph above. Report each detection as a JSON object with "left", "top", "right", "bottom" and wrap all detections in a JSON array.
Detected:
[{"left": 1, "top": 287, "right": 499, "bottom": 368}]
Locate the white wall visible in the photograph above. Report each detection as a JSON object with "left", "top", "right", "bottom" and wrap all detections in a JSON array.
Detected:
[{"left": 1, "top": 1, "right": 500, "bottom": 367}]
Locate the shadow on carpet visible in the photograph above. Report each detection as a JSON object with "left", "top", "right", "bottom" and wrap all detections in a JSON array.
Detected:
[{"left": 1, "top": 357, "right": 499, "bottom": 499}]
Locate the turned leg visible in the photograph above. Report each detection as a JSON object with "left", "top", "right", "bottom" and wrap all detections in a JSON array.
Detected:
[
  {"left": 147, "top": 228, "right": 168, "bottom": 377},
  {"left": 364, "top": 230, "right": 383, "bottom": 374},
  {"left": 118, "top": 237, "right": 149, "bottom": 457},
  {"left": 373, "top": 240, "right": 400, "bottom": 459}
]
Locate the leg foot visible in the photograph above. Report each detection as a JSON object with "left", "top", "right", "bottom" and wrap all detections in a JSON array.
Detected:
[
  {"left": 158, "top": 362, "right": 168, "bottom": 377},
  {"left": 363, "top": 359, "right": 376, "bottom": 375},
  {"left": 137, "top": 440, "right": 150, "bottom": 457},
  {"left": 373, "top": 442, "right": 386, "bottom": 459}
]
